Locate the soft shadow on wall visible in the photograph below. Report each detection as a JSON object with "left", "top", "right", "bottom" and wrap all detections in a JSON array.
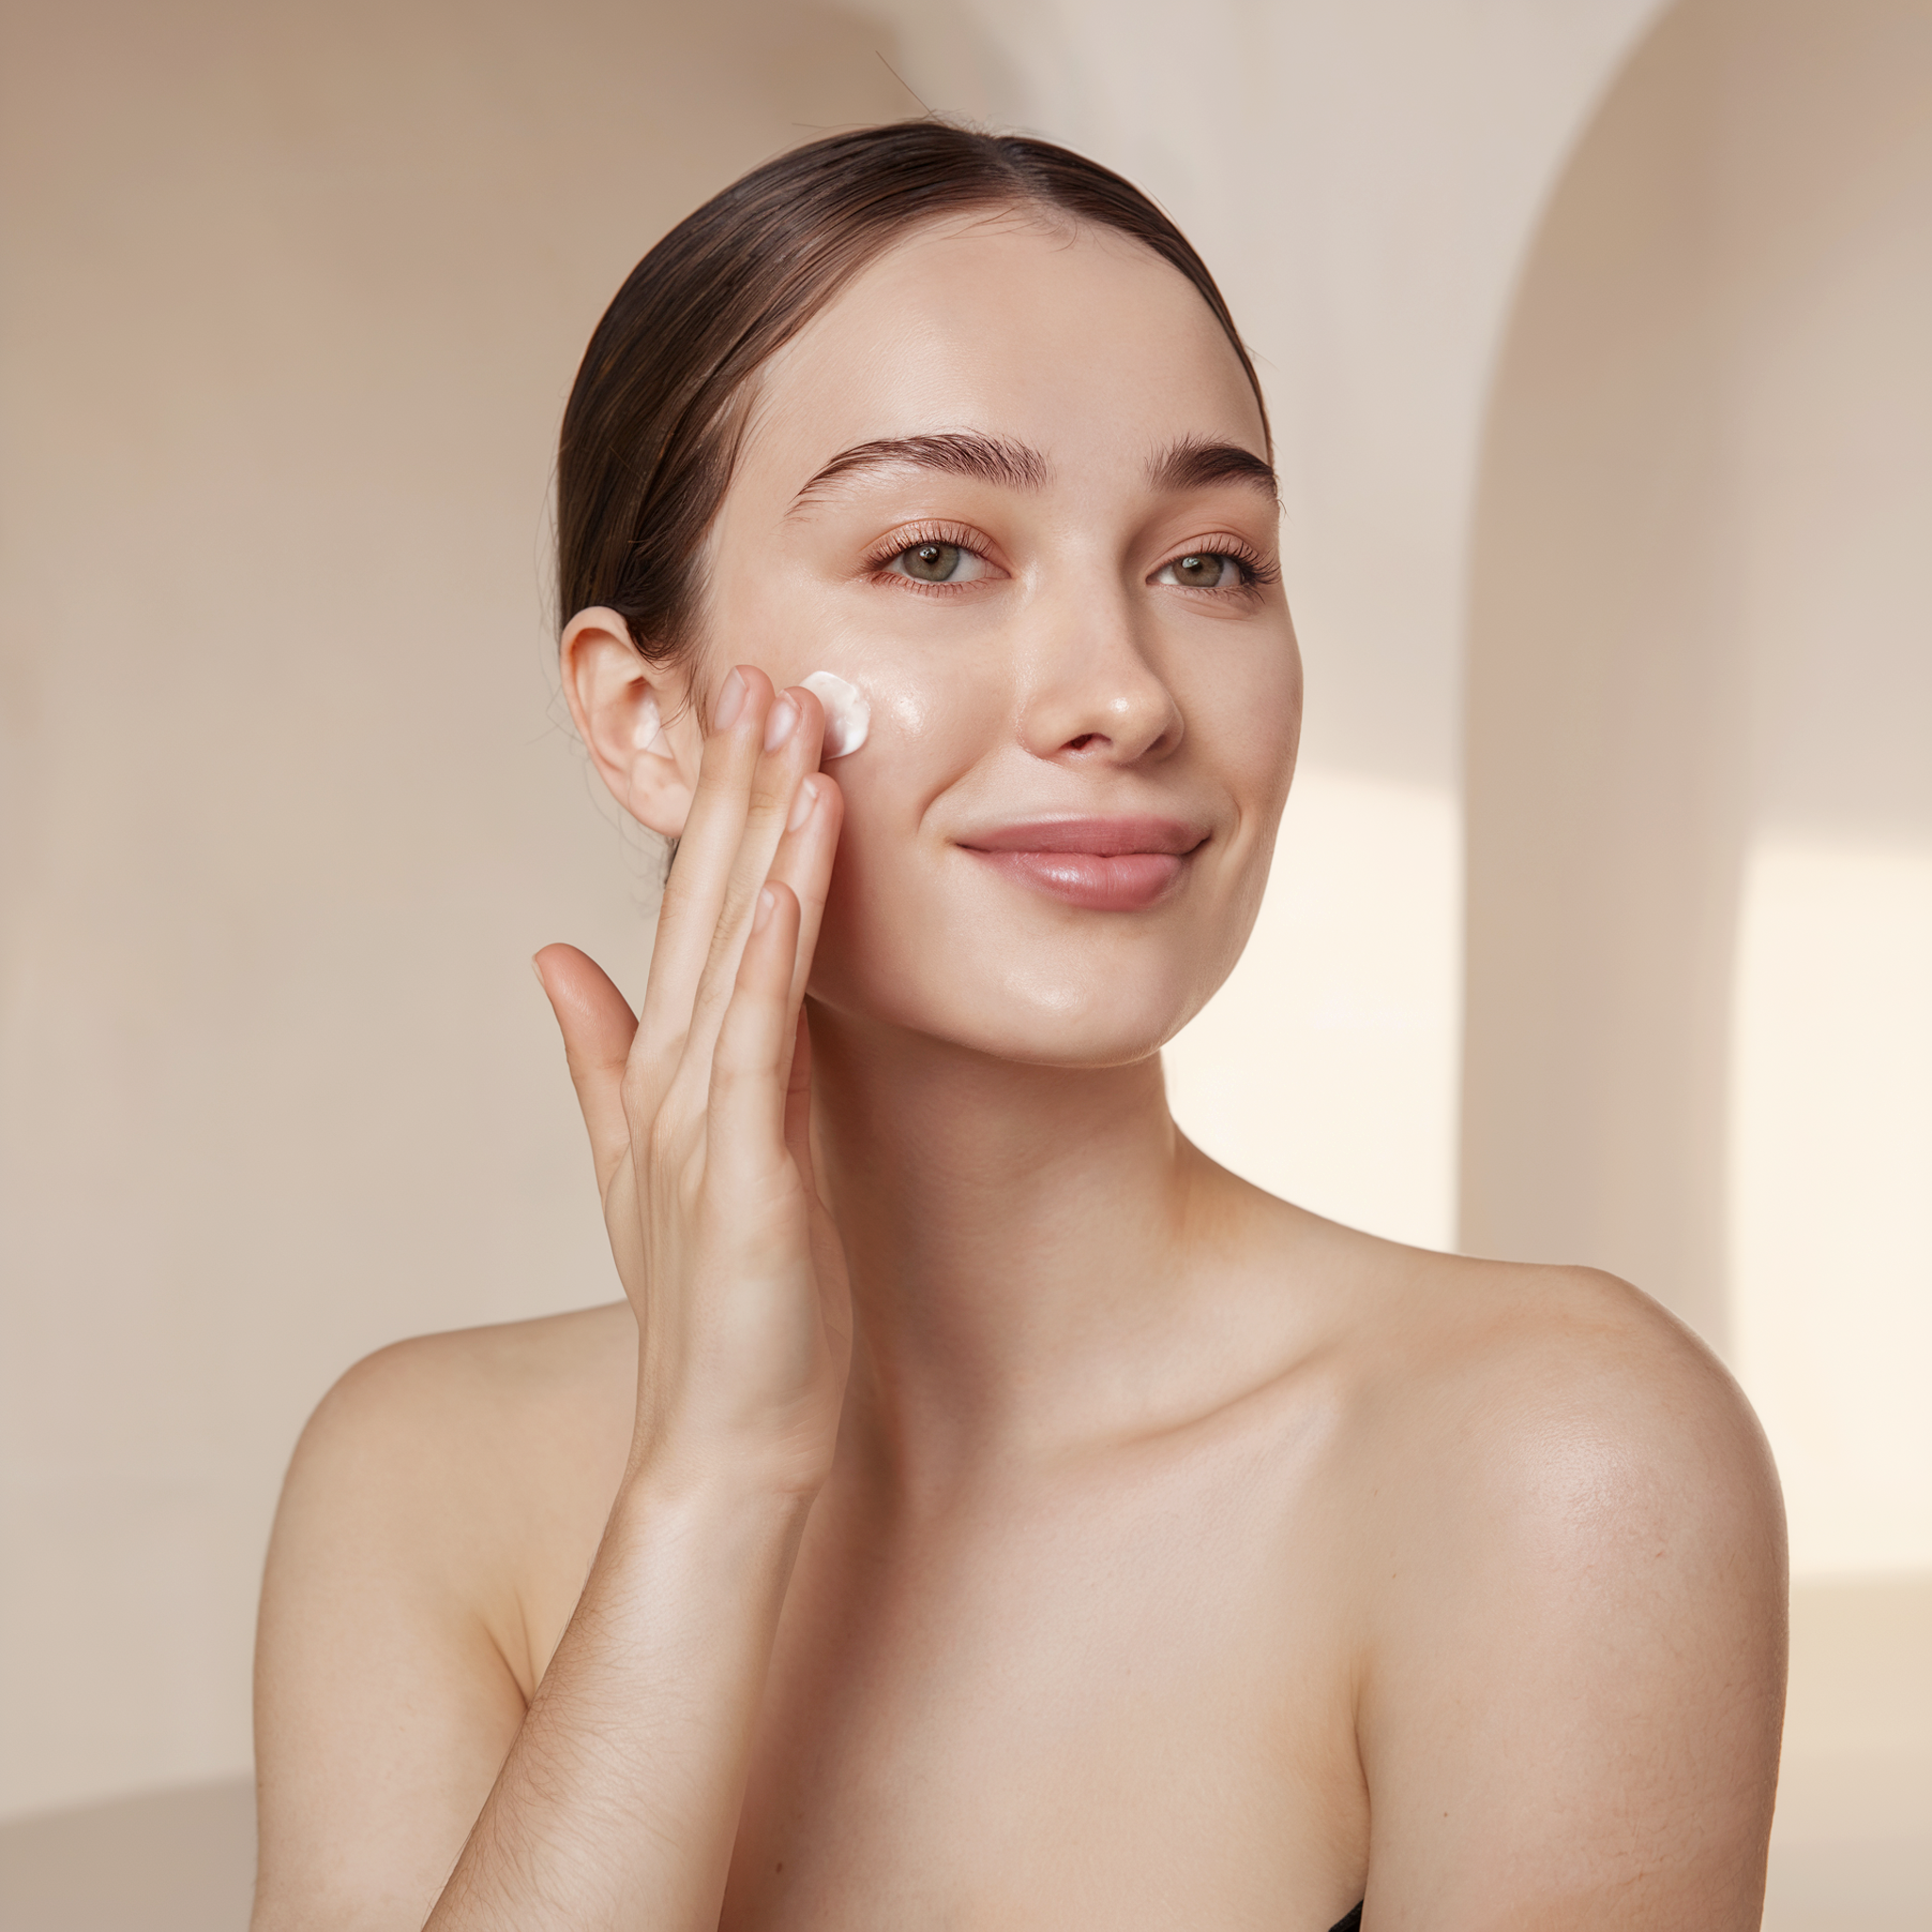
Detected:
[{"left": 1462, "top": 1, "right": 1932, "bottom": 1925}]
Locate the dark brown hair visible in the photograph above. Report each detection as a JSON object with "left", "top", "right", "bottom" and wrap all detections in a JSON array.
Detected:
[{"left": 557, "top": 119, "right": 1267, "bottom": 670}]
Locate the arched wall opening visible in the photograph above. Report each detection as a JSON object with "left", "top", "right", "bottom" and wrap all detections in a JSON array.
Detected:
[{"left": 1461, "top": 0, "right": 1932, "bottom": 1579}]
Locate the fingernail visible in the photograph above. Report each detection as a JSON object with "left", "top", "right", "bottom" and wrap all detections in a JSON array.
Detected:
[
  {"left": 788, "top": 775, "right": 818, "bottom": 831},
  {"left": 764, "top": 694, "right": 799, "bottom": 751},
  {"left": 713, "top": 667, "right": 747, "bottom": 731},
  {"left": 754, "top": 885, "right": 775, "bottom": 932},
  {"left": 530, "top": 954, "right": 545, "bottom": 987}
]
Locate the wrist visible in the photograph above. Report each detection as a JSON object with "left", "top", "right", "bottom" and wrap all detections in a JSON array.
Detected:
[
  {"left": 626, "top": 1385, "right": 837, "bottom": 1508},
  {"left": 618, "top": 1438, "right": 825, "bottom": 1525},
  {"left": 599, "top": 1457, "right": 817, "bottom": 1624}
]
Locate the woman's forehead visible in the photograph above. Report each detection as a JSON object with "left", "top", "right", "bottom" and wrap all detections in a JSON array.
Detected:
[{"left": 737, "top": 219, "right": 1266, "bottom": 503}]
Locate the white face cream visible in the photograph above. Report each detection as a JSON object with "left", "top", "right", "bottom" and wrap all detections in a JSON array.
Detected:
[{"left": 801, "top": 670, "right": 871, "bottom": 758}]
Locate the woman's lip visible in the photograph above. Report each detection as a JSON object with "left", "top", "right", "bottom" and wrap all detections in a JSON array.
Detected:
[
  {"left": 969, "top": 849, "right": 1190, "bottom": 910},
  {"left": 957, "top": 820, "right": 1208, "bottom": 911}
]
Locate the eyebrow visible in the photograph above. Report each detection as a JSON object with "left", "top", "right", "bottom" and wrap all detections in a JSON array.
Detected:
[
  {"left": 1149, "top": 436, "right": 1279, "bottom": 502},
  {"left": 785, "top": 429, "right": 1279, "bottom": 511},
  {"left": 790, "top": 432, "right": 1048, "bottom": 509}
]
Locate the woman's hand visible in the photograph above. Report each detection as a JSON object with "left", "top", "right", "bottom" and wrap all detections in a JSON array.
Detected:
[
  {"left": 258, "top": 668, "right": 855, "bottom": 1932},
  {"left": 535, "top": 664, "right": 851, "bottom": 1496}
]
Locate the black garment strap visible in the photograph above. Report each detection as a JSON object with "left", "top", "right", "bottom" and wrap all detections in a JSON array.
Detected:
[{"left": 1326, "top": 1907, "right": 1363, "bottom": 1932}]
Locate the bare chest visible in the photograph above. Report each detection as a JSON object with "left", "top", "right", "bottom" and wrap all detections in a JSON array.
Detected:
[{"left": 717, "top": 1458, "right": 1369, "bottom": 1930}]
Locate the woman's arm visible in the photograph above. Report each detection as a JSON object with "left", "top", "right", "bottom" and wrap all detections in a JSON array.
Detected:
[
  {"left": 253, "top": 667, "right": 848, "bottom": 1930},
  {"left": 254, "top": 1332, "right": 821, "bottom": 1932},
  {"left": 425, "top": 1463, "right": 813, "bottom": 1930},
  {"left": 1355, "top": 1273, "right": 1788, "bottom": 1931}
]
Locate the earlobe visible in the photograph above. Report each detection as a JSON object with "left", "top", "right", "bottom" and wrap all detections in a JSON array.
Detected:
[{"left": 558, "top": 607, "right": 699, "bottom": 839}]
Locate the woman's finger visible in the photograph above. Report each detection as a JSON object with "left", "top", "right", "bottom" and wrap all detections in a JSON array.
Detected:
[
  {"left": 786, "top": 1008, "right": 852, "bottom": 1366},
  {"left": 766, "top": 770, "right": 843, "bottom": 1020},
  {"left": 666, "top": 682, "right": 827, "bottom": 1112},
  {"left": 707, "top": 880, "right": 804, "bottom": 1186},
  {"left": 633, "top": 666, "right": 775, "bottom": 1089},
  {"left": 739, "top": 766, "right": 844, "bottom": 1098},
  {"left": 533, "top": 942, "right": 638, "bottom": 1199},
  {"left": 782, "top": 1006, "right": 817, "bottom": 1191}
]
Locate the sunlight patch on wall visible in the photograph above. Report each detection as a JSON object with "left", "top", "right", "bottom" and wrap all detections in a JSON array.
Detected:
[
  {"left": 1166, "top": 767, "right": 1460, "bottom": 1250},
  {"left": 1729, "top": 838, "right": 1932, "bottom": 1577}
]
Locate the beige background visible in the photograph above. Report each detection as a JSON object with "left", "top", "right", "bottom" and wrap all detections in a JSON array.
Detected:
[{"left": 2, "top": 0, "right": 1926, "bottom": 1925}]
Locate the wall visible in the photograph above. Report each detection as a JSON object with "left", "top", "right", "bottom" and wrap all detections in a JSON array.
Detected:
[
  {"left": 0, "top": 0, "right": 917, "bottom": 1821},
  {"left": 1461, "top": 0, "right": 1932, "bottom": 1575},
  {"left": 1460, "top": 13, "right": 1932, "bottom": 1910}
]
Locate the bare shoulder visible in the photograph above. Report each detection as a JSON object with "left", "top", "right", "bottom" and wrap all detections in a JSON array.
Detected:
[
  {"left": 296, "top": 1298, "right": 636, "bottom": 1474},
  {"left": 1352, "top": 1244, "right": 1784, "bottom": 1565},
  {"left": 1292, "top": 1225, "right": 1789, "bottom": 1925},
  {"left": 1237, "top": 1188, "right": 1782, "bottom": 1541},
  {"left": 254, "top": 1303, "right": 638, "bottom": 1925},
  {"left": 271, "top": 1300, "right": 637, "bottom": 1690}
]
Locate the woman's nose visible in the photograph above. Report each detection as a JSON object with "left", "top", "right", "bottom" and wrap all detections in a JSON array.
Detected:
[{"left": 1016, "top": 589, "right": 1184, "bottom": 766}]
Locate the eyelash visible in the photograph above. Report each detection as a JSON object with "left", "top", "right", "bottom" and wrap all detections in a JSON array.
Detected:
[
  {"left": 859, "top": 524, "right": 1280, "bottom": 592},
  {"left": 1160, "top": 535, "right": 1279, "bottom": 591},
  {"left": 860, "top": 521, "right": 988, "bottom": 585}
]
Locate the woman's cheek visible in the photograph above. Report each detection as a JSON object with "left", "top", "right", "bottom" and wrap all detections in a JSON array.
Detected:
[
  {"left": 805, "top": 691, "right": 922, "bottom": 957},
  {"left": 806, "top": 664, "right": 992, "bottom": 996},
  {"left": 1213, "top": 641, "right": 1302, "bottom": 807},
  {"left": 858, "top": 652, "right": 964, "bottom": 754}
]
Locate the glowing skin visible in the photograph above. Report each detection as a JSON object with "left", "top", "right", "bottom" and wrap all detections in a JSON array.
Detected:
[
  {"left": 800, "top": 671, "right": 869, "bottom": 758},
  {"left": 706, "top": 217, "right": 1302, "bottom": 1068}
]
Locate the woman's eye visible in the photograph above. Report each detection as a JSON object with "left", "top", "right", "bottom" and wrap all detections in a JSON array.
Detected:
[
  {"left": 1155, "top": 551, "right": 1248, "bottom": 590},
  {"left": 885, "top": 540, "right": 985, "bottom": 584}
]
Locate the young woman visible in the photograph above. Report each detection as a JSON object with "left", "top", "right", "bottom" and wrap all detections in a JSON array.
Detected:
[{"left": 250, "top": 122, "right": 1787, "bottom": 1931}]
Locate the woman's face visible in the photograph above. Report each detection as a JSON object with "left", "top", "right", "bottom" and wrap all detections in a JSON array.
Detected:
[{"left": 700, "top": 214, "right": 1301, "bottom": 1067}]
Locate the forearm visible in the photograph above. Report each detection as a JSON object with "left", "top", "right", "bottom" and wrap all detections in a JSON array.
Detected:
[{"left": 426, "top": 1465, "right": 812, "bottom": 1931}]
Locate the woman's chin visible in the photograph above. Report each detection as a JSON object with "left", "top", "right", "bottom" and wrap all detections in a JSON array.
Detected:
[{"left": 808, "top": 960, "right": 1202, "bottom": 1072}]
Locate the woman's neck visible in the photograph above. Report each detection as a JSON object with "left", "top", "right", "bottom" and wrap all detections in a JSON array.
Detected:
[{"left": 807, "top": 1003, "right": 1221, "bottom": 1495}]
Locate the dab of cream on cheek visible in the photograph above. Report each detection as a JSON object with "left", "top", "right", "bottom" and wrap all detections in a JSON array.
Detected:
[{"left": 802, "top": 671, "right": 870, "bottom": 758}]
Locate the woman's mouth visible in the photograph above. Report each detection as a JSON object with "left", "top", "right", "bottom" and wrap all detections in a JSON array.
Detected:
[{"left": 958, "top": 817, "right": 1207, "bottom": 911}]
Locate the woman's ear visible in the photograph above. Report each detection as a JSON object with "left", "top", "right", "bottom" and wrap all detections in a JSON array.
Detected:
[{"left": 558, "top": 608, "right": 703, "bottom": 838}]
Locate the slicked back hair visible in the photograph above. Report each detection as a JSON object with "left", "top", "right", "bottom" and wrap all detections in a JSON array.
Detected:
[{"left": 556, "top": 120, "right": 1268, "bottom": 675}]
